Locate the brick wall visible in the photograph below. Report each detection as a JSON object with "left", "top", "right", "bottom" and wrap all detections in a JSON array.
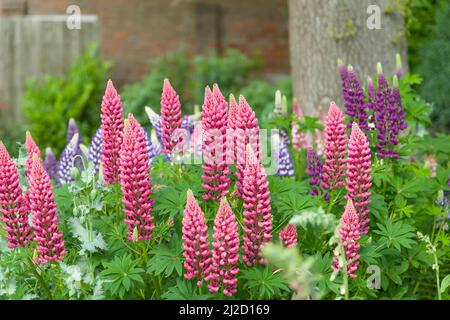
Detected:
[{"left": 9, "top": 0, "right": 289, "bottom": 86}]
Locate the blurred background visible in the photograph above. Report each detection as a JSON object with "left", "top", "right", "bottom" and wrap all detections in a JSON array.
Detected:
[{"left": 0, "top": 0, "right": 448, "bottom": 156}]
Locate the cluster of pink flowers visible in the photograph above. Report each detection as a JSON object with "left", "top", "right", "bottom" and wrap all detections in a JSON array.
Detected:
[
  {"left": 206, "top": 197, "right": 240, "bottom": 296},
  {"left": 322, "top": 102, "right": 347, "bottom": 191},
  {"left": 160, "top": 79, "right": 183, "bottom": 154},
  {"left": 0, "top": 142, "right": 32, "bottom": 248},
  {"left": 332, "top": 199, "right": 361, "bottom": 278},
  {"left": 101, "top": 80, "right": 124, "bottom": 184},
  {"left": 28, "top": 155, "right": 66, "bottom": 265},
  {"left": 279, "top": 224, "right": 298, "bottom": 248},
  {"left": 242, "top": 146, "right": 272, "bottom": 266},
  {"left": 25, "top": 131, "right": 41, "bottom": 179},
  {"left": 201, "top": 85, "right": 231, "bottom": 201},
  {"left": 120, "top": 114, "right": 155, "bottom": 241},
  {"left": 346, "top": 123, "right": 372, "bottom": 234},
  {"left": 182, "top": 190, "right": 210, "bottom": 285}
]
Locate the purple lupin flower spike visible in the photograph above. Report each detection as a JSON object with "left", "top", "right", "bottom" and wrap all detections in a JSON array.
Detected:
[
  {"left": 373, "top": 63, "right": 407, "bottom": 159},
  {"left": 44, "top": 147, "right": 59, "bottom": 183},
  {"left": 88, "top": 127, "right": 102, "bottom": 174},
  {"left": 145, "top": 106, "right": 163, "bottom": 144},
  {"left": 340, "top": 65, "right": 369, "bottom": 131},
  {"left": 274, "top": 130, "right": 295, "bottom": 177},
  {"left": 58, "top": 133, "right": 80, "bottom": 184},
  {"left": 306, "top": 147, "right": 325, "bottom": 196}
]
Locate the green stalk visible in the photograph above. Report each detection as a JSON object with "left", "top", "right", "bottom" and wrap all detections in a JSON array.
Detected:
[{"left": 29, "top": 259, "right": 53, "bottom": 300}]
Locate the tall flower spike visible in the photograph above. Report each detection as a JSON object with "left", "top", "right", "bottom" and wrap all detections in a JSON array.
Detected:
[
  {"left": 44, "top": 147, "right": 59, "bottom": 183},
  {"left": 322, "top": 102, "right": 347, "bottom": 191},
  {"left": 25, "top": 131, "right": 41, "bottom": 179},
  {"left": 101, "top": 79, "right": 124, "bottom": 184},
  {"left": 201, "top": 85, "right": 231, "bottom": 201},
  {"left": 235, "top": 95, "right": 260, "bottom": 196},
  {"left": 88, "top": 127, "right": 102, "bottom": 174},
  {"left": 279, "top": 224, "right": 298, "bottom": 248},
  {"left": 206, "top": 197, "right": 240, "bottom": 297},
  {"left": 340, "top": 65, "right": 369, "bottom": 131},
  {"left": 120, "top": 114, "right": 155, "bottom": 241},
  {"left": 161, "top": 79, "right": 182, "bottom": 154},
  {"left": 145, "top": 106, "right": 163, "bottom": 144},
  {"left": 332, "top": 199, "right": 361, "bottom": 278},
  {"left": 346, "top": 123, "right": 372, "bottom": 234},
  {"left": 182, "top": 190, "right": 210, "bottom": 286},
  {"left": 0, "top": 142, "right": 32, "bottom": 248},
  {"left": 28, "top": 155, "right": 65, "bottom": 265},
  {"left": 306, "top": 147, "right": 324, "bottom": 196},
  {"left": 58, "top": 133, "right": 80, "bottom": 185},
  {"left": 242, "top": 145, "right": 272, "bottom": 266}
]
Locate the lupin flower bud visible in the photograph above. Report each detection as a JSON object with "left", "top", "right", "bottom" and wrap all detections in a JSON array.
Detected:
[
  {"left": 395, "top": 53, "right": 403, "bottom": 79},
  {"left": 0, "top": 142, "right": 32, "bottom": 248},
  {"left": 88, "top": 127, "right": 102, "bottom": 174},
  {"left": 161, "top": 79, "right": 182, "bottom": 154},
  {"left": 206, "top": 197, "right": 240, "bottom": 297},
  {"left": 67, "top": 118, "right": 81, "bottom": 145},
  {"left": 182, "top": 190, "right": 210, "bottom": 286},
  {"left": 28, "top": 155, "right": 65, "bottom": 265},
  {"left": 332, "top": 199, "right": 361, "bottom": 278},
  {"left": 346, "top": 123, "right": 372, "bottom": 234},
  {"left": 201, "top": 85, "right": 230, "bottom": 201},
  {"left": 279, "top": 224, "right": 298, "bottom": 248},
  {"left": 44, "top": 147, "right": 59, "bottom": 183},
  {"left": 322, "top": 102, "right": 347, "bottom": 191},
  {"left": 292, "top": 98, "right": 312, "bottom": 150},
  {"left": 273, "top": 90, "right": 283, "bottom": 117},
  {"left": 120, "top": 115, "right": 155, "bottom": 241},
  {"left": 101, "top": 80, "right": 124, "bottom": 184},
  {"left": 242, "top": 145, "right": 272, "bottom": 266}
]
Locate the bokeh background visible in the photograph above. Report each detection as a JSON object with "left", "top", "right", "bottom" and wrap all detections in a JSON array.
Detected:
[{"left": 0, "top": 0, "right": 448, "bottom": 157}]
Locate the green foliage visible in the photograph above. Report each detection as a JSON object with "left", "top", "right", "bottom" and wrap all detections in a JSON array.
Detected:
[
  {"left": 240, "top": 266, "right": 290, "bottom": 299},
  {"left": 22, "top": 45, "right": 111, "bottom": 155},
  {"left": 147, "top": 235, "right": 183, "bottom": 278},
  {"left": 101, "top": 254, "right": 145, "bottom": 299}
]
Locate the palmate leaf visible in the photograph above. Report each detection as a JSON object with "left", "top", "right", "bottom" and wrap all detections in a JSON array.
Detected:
[
  {"left": 147, "top": 234, "right": 183, "bottom": 277},
  {"left": 240, "top": 266, "right": 290, "bottom": 299},
  {"left": 153, "top": 187, "right": 188, "bottom": 218},
  {"left": 274, "top": 193, "right": 316, "bottom": 219},
  {"left": 101, "top": 254, "right": 145, "bottom": 298},
  {"left": 162, "top": 279, "right": 213, "bottom": 300},
  {"left": 373, "top": 220, "right": 417, "bottom": 252}
]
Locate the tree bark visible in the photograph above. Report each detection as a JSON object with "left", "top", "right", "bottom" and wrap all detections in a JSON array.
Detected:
[{"left": 288, "top": 0, "right": 407, "bottom": 116}]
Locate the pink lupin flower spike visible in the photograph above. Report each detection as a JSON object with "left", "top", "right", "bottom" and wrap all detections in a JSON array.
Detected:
[
  {"left": 201, "top": 85, "right": 230, "bottom": 201},
  {"left": 234, "top": 95, "right": 260, "bottom": 197},
  {"left": 161, "top": 78, "right": 183, "bottom": 154},
  {"left": 120, "top": 114, "right": 155, "bottom": 241},
  {"left": 0, "top": 142, "right": 32, "bottom": 248},
  {"left": 279, "top": 224, "right": 298, "bottom": 248},
  {"left": 101, "top": 79, "right": 124, "bottom": 184},
  {"left": 322, "top": 102, "right": 347, "bottom": 191},
  {"left": 182, "top": 190, "right": 211, "bottom": 286},
  {"left": 28, "top": 155, "right": 65, "bottom": 265},
  {"left": 206, "top": 197, "right": 240, "bottom": 297},
  {"left": 346, "top": 122, "right": 372, "bottom": 234},
  {"left": 24, "top": 131, "right": 41, "bottom": 179},
  {"left": 332, "top": 199, "right": 361, "bottom": 278},
  {"left": 242, "top": 145, "right": 272, "bottom": 266}
]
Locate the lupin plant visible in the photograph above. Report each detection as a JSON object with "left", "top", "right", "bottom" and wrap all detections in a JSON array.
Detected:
[
  {"left": 88, "top": 127, "right": 102, "bottom": 174},
  {"left": 279, "top": 224, "right": 298, "bottom": 248},
  {"left": 160, "top": 79, "right": 183, "bottom": 155},
  {"left": 58, "top": 133, "right": 80, "bottom": 185},
  {"left": 24, "top": 131, "right": 41, "bottom": 179},
  {"left": 43, "top": 147, "right": 59, "bottom": 183}
]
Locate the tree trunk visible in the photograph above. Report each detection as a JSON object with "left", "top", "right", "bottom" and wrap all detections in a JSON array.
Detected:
[{"left": 288, "top": 0, "right": 407, "bottom": 116}]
